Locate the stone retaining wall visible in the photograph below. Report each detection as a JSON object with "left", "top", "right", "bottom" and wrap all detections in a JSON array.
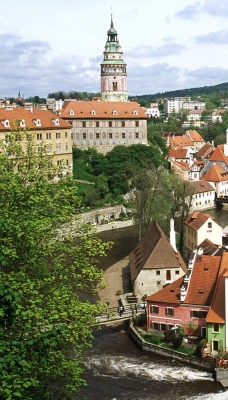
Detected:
[{"left": 129, "top": 323, "right": 215, "bottom": 373}]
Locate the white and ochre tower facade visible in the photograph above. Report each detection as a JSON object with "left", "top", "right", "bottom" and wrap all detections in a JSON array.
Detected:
[{"left": 101, "top": 16, "right": 128, "bottom": 102}]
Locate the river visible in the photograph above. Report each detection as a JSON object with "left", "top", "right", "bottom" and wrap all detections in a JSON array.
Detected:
[{"left": 80, "top": 208, "right": 228, "bottom": 400}]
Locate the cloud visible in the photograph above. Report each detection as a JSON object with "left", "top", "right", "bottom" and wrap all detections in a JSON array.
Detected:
[
  {"left": 127, "top": 63, "right": 228, "bottom": 95},
  {"left": 196, "top": 29, "right": 228, "bottom": 44},
  {"left": 125, "top": 42, "right": 186, "bottom": 58},
  {"left": 174, "top": 2, "right": 201, "bottom": 21},
  {"left": 202, "top": 0, "right": 228, "bottom": 17}
]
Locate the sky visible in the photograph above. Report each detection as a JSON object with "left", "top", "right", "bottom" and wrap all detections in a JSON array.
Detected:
[{"left": 1, "top": 0, "right": 228, "bottom": 98}]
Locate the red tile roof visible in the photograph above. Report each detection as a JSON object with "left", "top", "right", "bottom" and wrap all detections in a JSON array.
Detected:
[
  {"left": 186, "top": 130, "right": 204, "bottom": 142},
  {"left": 206, "top": 252, "right": 228, "bottom": 324},
  {"left": 168, "top": 136, "right": 193, "bottom": 147},
  {"left": 146, "top": 276, "right": 183, "bottom": 304},
  {"left": 146, "top": 254, "right": 221, "bottom": 307},
  {"left": 169, "top": 148, "right": 188, "bottom": 158},
  {"left": 0, "top": 108, "right": 71, "bottom": 130},
  {"left": 209, "top": 145, "right": 228, "bottom": 166},
  {"left": 172, "top": 160, "right": 191, "bottom": 171},
  {"left": 190, "top": 180, "right": 215, "bottom": 194},
  {"left": 185, "top": 211, "right": 215, "bottom": 231},
  {"left": 184, "top": 255, "right": 221, "bottom": 306},
  {"left": 195, "top": 144, "right": 214, "bottom": 159},
  {"left": 60, "top": 100, "right": 147, "bottom": 119},
  {"left": 201, "top": 163, "right": 228, "bottom": 182}
]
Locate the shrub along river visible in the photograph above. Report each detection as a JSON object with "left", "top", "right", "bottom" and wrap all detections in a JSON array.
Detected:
[{"left": 80, "top": 208, "right": 228, "bottom": 400}]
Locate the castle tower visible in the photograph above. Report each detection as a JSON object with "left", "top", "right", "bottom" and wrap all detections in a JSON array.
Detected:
[{"left": 100, "top": 15, "right": 128, "bottom": 102}]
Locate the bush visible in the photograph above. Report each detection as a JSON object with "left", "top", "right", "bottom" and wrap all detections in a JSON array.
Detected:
[
  {"left": 147, "top": 329, "right": 161, "bottom": 345},
  {"left": 171, "top": 333, "right": 183, "bottom": 349}
]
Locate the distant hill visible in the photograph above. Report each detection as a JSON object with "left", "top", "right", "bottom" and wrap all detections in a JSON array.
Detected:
[{"left": 129, "top": 81, "right": 228, "bottom": 102}]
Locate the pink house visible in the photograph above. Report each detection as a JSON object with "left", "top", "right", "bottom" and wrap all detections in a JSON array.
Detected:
[{"left": 146, "top": 252, "right": 222, "bottom": 337}]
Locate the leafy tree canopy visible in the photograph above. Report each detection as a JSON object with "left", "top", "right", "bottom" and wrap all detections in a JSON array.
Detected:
[{"left": 0, "top": 131, "right": 110, "bottom": 399}]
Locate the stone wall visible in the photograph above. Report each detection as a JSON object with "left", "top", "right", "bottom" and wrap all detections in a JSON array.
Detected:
[{"left": 129, "top": 323, "right": 215, "bottom": 373}]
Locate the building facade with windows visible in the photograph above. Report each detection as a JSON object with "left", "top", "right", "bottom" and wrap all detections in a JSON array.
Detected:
[
  {"left": 60, "top": 100, "right": 147, "bottom": 153},
  {"left": 146, "top": 252, "right": 221, "bottom": 337},
  {"left": 190, "top": 180, "right": 215, "bottom": 211},
  {"left": 184, "top": 211, "right": 223, "bottom": 252},
  {"left": 0, "top": 107, "right": 72, "bottom": 177},
  {"left": 129, "top": 221, "right": 187, "bottom": 299}
]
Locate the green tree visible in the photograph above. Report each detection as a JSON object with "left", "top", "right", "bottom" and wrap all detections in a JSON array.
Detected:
[{"left": 0, "top": 131, "right": 110, "bottom": 399}]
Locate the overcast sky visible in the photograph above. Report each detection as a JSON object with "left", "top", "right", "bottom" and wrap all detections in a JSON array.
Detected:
[{"left": 1, "top": 0, "right": 228, "bottom": 98}]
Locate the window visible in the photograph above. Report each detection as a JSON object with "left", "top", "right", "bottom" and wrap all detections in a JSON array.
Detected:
[
  {"left": 56, "top": 143, "right": 61, "bottom": 151},
  {"left": 160, "top": 323, "right": 166, "bottom": 331},
  {"left": 166, "top": 270, "right": 171, "bottom": 281},
  {"left": 66, "top": 144, "right": 69, "bottom": 151},
  {"left": 37, "top": 133, "right": 42, "bottom": 140},
  {"left": 208, "top": 222, "right": 212, "bottom": 228},
  {"left": 82, "top": 133, "right": 86, "bottom": 139},
  {"left": 122, "top": 121, "right": 125, "bottom": 127},
  {"left": 46, "top": 133, "right": 51, "bottom": 140},
  {"left": 109, "top": 121, "right": 112, "bottom": 127},
  {"left": 96, "top": 133, "right": 100, "bottom": 139},
  {"left": 109, "top": 133, "right": 113, "bottom": 139},
  {"left": 213, "top": 324, "right": 220, "bottom": 333},
  {"left": 122, "top": 133, "right": 125, "bottom": 139},
  {"left": 151, "top": 305, "right": 159, "bottom": 314},
  {"left": 113, "top": 82, "right": 118, "bottom": 91},
  {"left": 175, "top": 270, "right": 180, "bottom": 275},
  {"left": 165, "top": 307, "right": 174, "bottom": 316},
  {"left": 200, "top": 310, "right": 208, "bottom": 319},
  {"left": 190, "top": 310, "right": 200, "bottom": 318},
  {"left": 57, "top": 160, "right": 62, "bottom": 166},
  {"left": 56, "top": 132, "right": 61, "bottom": 139},
  {"left": 156, "top": 270, "right": 160, "bottom": 276},
  {"left": 152, "top": 322, "right": 159, "bottom": 330},
  {"left": 135, "top": 121, "right": 139, "bottom": 127},
  {"left": 135, "top": 132, "right": 139, "bottom": 139},
  {"left": 96, "top": 121, "right": 99, "bottom": 128},
  {"left": 65, "top": 132, "right": 68, "bottom": 138},
  {"left": 82, "top": 121, "right": 86, "bottom": 128},
  {"left": 212, "top": 340, "right": 219, "bottom": 352}
]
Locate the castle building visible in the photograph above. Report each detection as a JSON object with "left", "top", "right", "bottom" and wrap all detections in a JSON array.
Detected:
[
  {"left": 100, "top": 15, "right": 128, "bottom": 102},
  {"left": 60, "top": 16, "right": 147, "bottom": 153}
]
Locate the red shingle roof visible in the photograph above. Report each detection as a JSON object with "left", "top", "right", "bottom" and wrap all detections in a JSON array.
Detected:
[
  {"left": 206, "top": 252, "right": 228, "bottom": 324},
  {"left": 201, "top": 163, "right": 228, "bottom": 182},
  {"left": 60, "top": 100, "right": 147, "bottom": 119},
  {"left": 209, "top": 145, "right": 228, "bottom": 166},
  {"left": 191, "top": 180, "right": 215, "bottom": 194},
  {"left": 185, "top": 211, "right": 215, "bottom": 231},
  {"left": 0, "top": 108, "right": 71, "bottom": 130}
]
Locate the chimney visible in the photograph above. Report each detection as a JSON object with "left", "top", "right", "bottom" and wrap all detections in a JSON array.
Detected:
[{"left": 170, "top": 218, "right": 177, "bottom": 252}]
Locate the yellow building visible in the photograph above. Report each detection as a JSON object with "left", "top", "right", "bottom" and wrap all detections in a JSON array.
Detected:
[{"left": 0, "top": 107, "right": 73, "bottom": 177}]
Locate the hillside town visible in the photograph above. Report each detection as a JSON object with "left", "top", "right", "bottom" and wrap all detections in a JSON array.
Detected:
[{"left": 2, "top": 12, "right": 228, "bottom": 399}]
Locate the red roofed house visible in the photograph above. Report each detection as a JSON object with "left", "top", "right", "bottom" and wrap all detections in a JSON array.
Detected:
[
  {"left": 190, "top": 180, "right": 215, "bottom": 211},
  {"left": 0, "top": 107, "right": 72, "bottom": 178},
  {"left": 184, "top": 211, "right": 222, "bottom": 253},
  {"left": 146, "top": 252, "right": 222, "bottom": 337},
  {"left": 185, "top": 130, "right": 205, "bottom": 152},
  {"left": 129, "top": 220, "right": 187, "bottom": 300},
  {"left": 201, "top": 163, "right": 228, "bottom": 197},
  {"left": 169, "top": 159, "right": 191, "bottom": 180}
]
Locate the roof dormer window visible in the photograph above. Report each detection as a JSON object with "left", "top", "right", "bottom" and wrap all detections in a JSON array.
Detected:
[
  {"left": 52, "top": 118, "right": 59, "bottom": 126},
  {"left": 91, "top": 109, "right": 96, "bottom": 115},
  {"left": 133, "top": 110, "right": 138, "bottom": 116},
  {"left": 2, "top": 119, "right": 10, "bottom": 128},
  {"left": 33, "top": 118, "right": 41, "bottom": 127},
  {"left": 19, "top": 119, "right": 25, "bottom": 127},
  {"left": 112, "top": 109, "right": 117, "bottom": 115},
  {"left": 69, "top": 109, "right": 75, "bottom": 116}
]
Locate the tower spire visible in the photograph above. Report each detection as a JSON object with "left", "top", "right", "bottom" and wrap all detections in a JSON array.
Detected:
[{"left": 100, "top": 17, "right": 128, "bottom": 102}]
